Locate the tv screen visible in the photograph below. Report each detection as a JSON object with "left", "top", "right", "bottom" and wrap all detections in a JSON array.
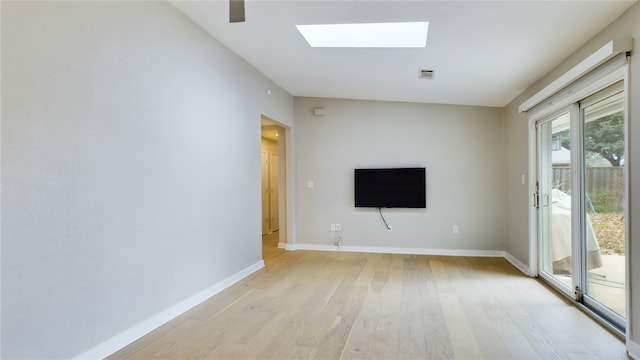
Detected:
[{"left": 354, "top": 168, "right": 426, "bottom": 208}]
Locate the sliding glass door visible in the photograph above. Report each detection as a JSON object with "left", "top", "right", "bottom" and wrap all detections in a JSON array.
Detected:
[
  {"left": 581, "top": 87, "right": 626, "bottom": 329},
  {"left": 536, "top": 83, "right": 626, "bottom": 330},
  {"left": 538, "top": 110, "right": 575, "bottom": 297}
]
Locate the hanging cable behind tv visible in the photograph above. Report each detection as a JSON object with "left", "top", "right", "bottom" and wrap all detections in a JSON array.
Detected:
[{"left": 378, "top": 207, "right": 392, "bottom": 231}]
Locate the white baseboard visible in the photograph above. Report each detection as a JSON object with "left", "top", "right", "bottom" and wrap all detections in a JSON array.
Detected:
[
  {"left": 628, "top": 339, "right": 640, "bottom": 359},
  {"left": 290, "top": 243, "right": 504, "bottom": 257},
  {"left": 277, "top": 242, "right": 286, "bottom": 249},
  {"left": 74, "top": 260, "right": 265, "bottom": 360},
  {"left": 503, "top": 251, "right": 531, "bottom": 276}
]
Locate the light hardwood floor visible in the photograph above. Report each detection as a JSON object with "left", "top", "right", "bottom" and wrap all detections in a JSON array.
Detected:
[{"left": 108, "top": 234, "right": 626, "bottom": 359}]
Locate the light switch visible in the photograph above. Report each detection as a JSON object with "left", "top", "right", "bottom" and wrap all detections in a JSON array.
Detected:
[{"left": 307, "top": 181, "right": 315, "bottom": 188}]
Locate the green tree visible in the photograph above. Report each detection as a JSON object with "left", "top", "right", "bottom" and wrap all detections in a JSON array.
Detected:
[{"left": 556, "top": 112, "right": 624, "bottom": 166}]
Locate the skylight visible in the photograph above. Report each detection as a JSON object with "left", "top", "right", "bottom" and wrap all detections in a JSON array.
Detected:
[{"left": 296, "top": 22, "right": 429, "bottom": 48}]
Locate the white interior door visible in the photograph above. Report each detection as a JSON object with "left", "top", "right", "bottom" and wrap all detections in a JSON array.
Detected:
[
  {"left": 261, "top": 151, "right": 270, "bottom": 235},
  {"left": 269, "top": 153, "right": 279, "bottom": 232}
]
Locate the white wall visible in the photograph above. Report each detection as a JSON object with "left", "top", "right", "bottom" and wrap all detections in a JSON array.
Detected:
[
  {"left": 502, "top": 100, "right": 531, "bottom": 265},
  {"left": 503, "top": 1, "right": 640, "bottom": 351},
  {"left": 0, "top": 1, "right": 293, "bottom": 358},
  {"left": 294, "top": 97, "right": 505, "bottom": 252}
]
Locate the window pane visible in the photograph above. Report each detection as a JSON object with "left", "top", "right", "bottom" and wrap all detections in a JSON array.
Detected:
[
  {"left": 539, "top": 111, "right": 574, "bottom": 293},
  {"left": 583, "top": 91, "right": 625, "bottom": 317}
]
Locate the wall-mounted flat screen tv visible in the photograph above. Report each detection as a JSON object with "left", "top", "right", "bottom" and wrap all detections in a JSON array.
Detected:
[{"left": 354, "top": 167, "right": 426, "bottom": 208}]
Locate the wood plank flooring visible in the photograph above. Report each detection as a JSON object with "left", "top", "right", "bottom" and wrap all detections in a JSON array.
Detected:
[{"left": 108, "top": 234, "right": 626, "bottom": 359}]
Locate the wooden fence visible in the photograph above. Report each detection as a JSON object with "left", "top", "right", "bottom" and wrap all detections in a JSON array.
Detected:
[{"left": 552, "top": 166, "right": 624, "bottom": 211}]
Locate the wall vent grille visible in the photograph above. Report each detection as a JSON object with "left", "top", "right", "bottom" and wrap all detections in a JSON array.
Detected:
[{"left": 419, "top": 69, "right": 434, "bottom": 79}]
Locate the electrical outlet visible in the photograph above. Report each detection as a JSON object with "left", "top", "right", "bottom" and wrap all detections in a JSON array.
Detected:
[
  {"left": 335, "top": 223, "right": 341, "bottom": 231},
  {"left": 388, "top": 225, "right": 392, "bottom": 232},
  {"left": 453, "top": 225, "right": 459, "bottom": 234},
  {"left": 330, "top": 224, "right": 336, "bottom": 231}
]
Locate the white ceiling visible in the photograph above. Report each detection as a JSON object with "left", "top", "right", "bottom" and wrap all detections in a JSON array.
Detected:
[{"left": 170, "top": 0, "right": 636, "bottom": 107}]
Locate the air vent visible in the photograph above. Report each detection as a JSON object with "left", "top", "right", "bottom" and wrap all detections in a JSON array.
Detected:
[{"left": 419, "top": 69, "right": 434, "bottom": 79}]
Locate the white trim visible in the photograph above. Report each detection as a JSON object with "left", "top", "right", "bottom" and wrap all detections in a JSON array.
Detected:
[
  {"left": 290, "top": 243, "right": 504, "bottom": 257},
  {"left": 570, "top": 102, "right": 583, "bottom": 283},
  {"left": 285, "top": 126, "right": 297, "bottom": 249},
  {"left": 623, "top": 57, "right": 632, "bottom": 343},
  {"left": 519, "top": 39, "right": 631, "bottom": 113},
  {"left": 277, "top": 242, "right": 287, "bottom": 249},
  {"left": 73, "top": 260, "right": 265, "bottom": 360},
  {"left": 528, "top": 117, "right": 539, "bottom": 277},
  {"left": 504, "top": 251, "right": 530, "bottom": 276},
  {"left": 627, "top": 340, "right": 640, "bottom": 359}
]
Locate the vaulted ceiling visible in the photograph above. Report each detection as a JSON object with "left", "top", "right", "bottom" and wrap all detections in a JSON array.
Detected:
[{"left": 171, "top": 1, "right": 636, "bottom": 107}]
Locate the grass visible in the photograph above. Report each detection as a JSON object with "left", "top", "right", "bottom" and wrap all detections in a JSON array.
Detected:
[{"left": 590, "top": 212, "right": 625, "bottom": 255}]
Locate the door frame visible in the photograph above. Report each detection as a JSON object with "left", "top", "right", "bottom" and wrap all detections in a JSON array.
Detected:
[
  {"left": 579, "top": 83, "right": 627, "bottom": 330},
  {"left": 533, "top": 106, "right": 579, "bottom": 300},
  {"left": 261, "top": 116, "right": 294, "bottom": 249},
  {"left": 527, "top": 60, "right": 630, "bottom": 334}
]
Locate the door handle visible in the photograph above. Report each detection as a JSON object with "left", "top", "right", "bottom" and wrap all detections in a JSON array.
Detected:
[{"left": 533, "top": 181, "right": 540, "bottom": 208}]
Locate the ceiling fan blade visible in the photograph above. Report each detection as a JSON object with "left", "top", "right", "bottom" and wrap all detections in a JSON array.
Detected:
[{"left": 229, "top": 0, "right": 245, "bottom": 23}]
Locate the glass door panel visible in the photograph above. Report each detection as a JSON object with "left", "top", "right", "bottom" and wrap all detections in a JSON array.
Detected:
[
  {"left": 581, "top": 90, "right": 626, "bottom": 325},
  {"left": 538, "top": 111, "right": 574, "bottom": 296}
]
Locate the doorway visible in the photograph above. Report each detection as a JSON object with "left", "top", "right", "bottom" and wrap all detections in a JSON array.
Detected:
[
  {"left": 535, "top": 83, "right": 626, "bottom": 331},
  {"left": 261, "top": 135, "right": 279, "bottom": 235},
  {"left": 260, "top": 116, "right": 288, "bottom": 257}
]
